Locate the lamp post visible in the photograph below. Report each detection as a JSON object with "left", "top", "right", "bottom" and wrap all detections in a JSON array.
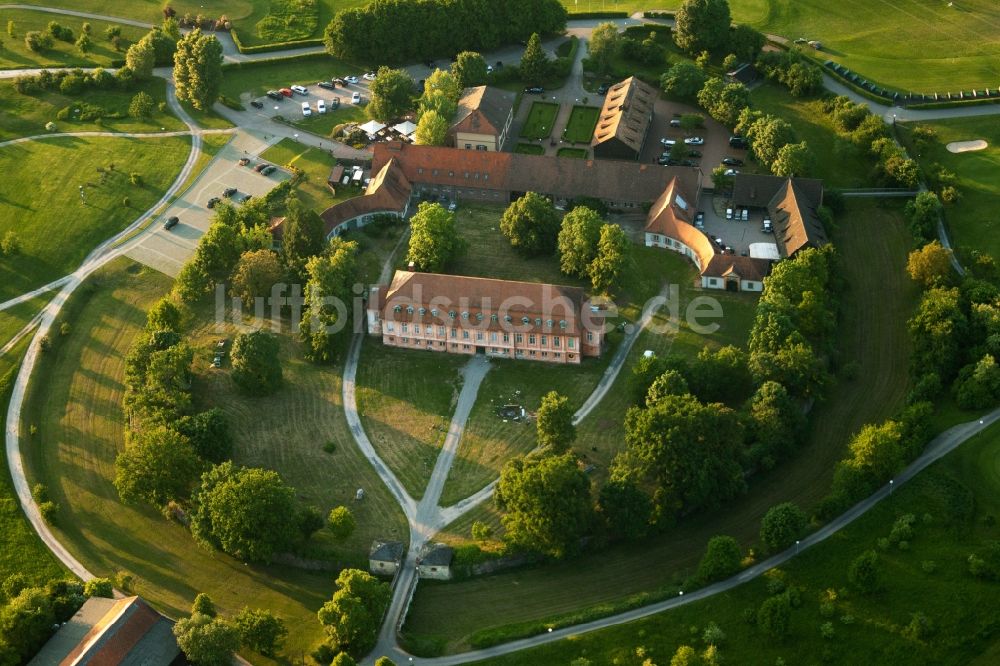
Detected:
[
  {"left": 796, "top": 540, "right": 800, "bottom": 555},
  {"left": 889, "top": 479, "right": 894, "bottom": 496}
]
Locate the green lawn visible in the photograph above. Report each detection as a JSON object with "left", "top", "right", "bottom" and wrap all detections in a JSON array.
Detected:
[
  {"left": 750, "top": 84, "right": 874, "bottom": 188},
  {"left": 260, "top": 137, "right": 362, "bottom": 213},
  {"left": 21, "top": 256, "right": 408, "bottom": 662},
  {"left": 478, "top": 412, "right": 1000, "bottom": 665},
  {"left": 561, "top": 105, "right": 599, "bottom": 144},
  {"left": 555, "top": 147, "right": 587, "bottom": 159},
  {"left": 897, "top": 116, "right": 1000, "bottom": 263},
  {"left": 519, "top": 102, "right": 559, "bottom": 141},
  {"left": 0, "top": 135, "right": 190, "bottom": 301},
  {"left": 404, "top": 199, "right": 917, "bottom": 653},
  {"left": 219, "top": 54, "right": 359, "bottom": 101},
  {"left": 514, "top": 143, "right": 543, "bottom": 155},
  {"left": 355, "top": 344, "right": 465, "bottom": 500},
  {"left": 289, "top": 102, "right": 367, "bottom": 139},
  {"left": 0, "top": 9, "right": 145, "bottom": 70},
  {"left": 0, "top": 77, "right": 186, "bottom": 141}
]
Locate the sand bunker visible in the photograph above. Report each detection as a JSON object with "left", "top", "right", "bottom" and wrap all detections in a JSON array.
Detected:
[{"left": 947, "top": 139, "right": 988, "bottom": 153}]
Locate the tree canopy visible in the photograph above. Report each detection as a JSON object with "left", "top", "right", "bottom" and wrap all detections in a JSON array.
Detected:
[
  {"left": 557, "top": 206, "right": 603, "bottom": 279},
  {"left": 114, "top": 425, "right": 201, "bottom": 506},
  {"left": 173, "top": 612, "right": 240, "bottom": 666},
  {"left": 536, "top": 391, "right": 576, "bottom": 453},
  {"left": 759, "top": 502, "right": 808, "bottom": 552},
  {"left": 452, "top": 51, "right": 488, "bottom": 88},
  {"left": 588, "top": 223, "right": 630, "bottom": 294},
  {"left": 674, "top": 0, "right": 732, "bottom": 54},
  {"left": 367, "top": 66, "right": 414, "bottom": 122},
  {"left": 173, "top": 29, "right": 223, "bottom": 111},
  {"left": 317, "top": 569, "right": 391, "bottom": 654},
  {"left": 231, "top": 330, "right": 283, "bottom": 395},
  {"left": 406, "top": 202, "right": 464, "bottom": 271},
  {"left": 500, "top": 192, "right": 560, "bottom": 255}
]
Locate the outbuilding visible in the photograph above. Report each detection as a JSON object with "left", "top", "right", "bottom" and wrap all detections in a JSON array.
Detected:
[
  {"left": 416, "top": 543, "right": 454, "bottom": 580},
  {"left": 369, "top": 540, "right": 404, "bottom": 576}
]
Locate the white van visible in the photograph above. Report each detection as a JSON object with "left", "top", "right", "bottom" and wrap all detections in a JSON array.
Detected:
[
  {"left": 317, "top": 99, "right": 327, "bottom": 114},
  {"left": 301, "top": 102, "right": 311, "bottom": 117}
]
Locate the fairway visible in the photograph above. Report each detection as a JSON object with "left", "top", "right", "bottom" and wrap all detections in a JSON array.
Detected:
[
  {"left": 404, "top": 200, "right": 917, "bottom": 653},
  {"left": 0, "top": 135, "right": 191, "bottom": 301}
]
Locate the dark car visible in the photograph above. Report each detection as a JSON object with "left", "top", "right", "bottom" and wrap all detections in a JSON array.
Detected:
[
  {"left": 597, "top": 83, "right": 610, "bottom": 95},
  {"left": 722, "top": 157, "right": 744, "bottom": 166},
  {"left": 729, "top": 135, "right": 748, "bottom": 149},
  {"left": 318, "top": 80, "right": 336, "bottom": 90},
  {"left": 223, "top": 187, "right": 237, "bottom": 198},
  {"left": 250, "top": 100, "right": 264, "bottom": 109},
  {"left": 266, "top": 90, "right": 283, "bottom": 100},
  {"left": 424, "top": 60, "right": 435, "bottom": 68},
  {"left": 681, "top": 159, "right": 697, "bottom": 167},
  {"left": 261, "top": 165, "right": 276, "bottom": 175},
  {"left": 524, "top": 86, "right": 544, "bottom": 94},
  {"left": 658, "top": 156, "right": 681, "bottom": 166},
  {"left": 207, "top": 197, "right": 221, "bottom": 209},
  {"left": 163, "top": 216, "right": 179, "bottom": 230},
  {"left": 254, "top": 163, "right": 269, "bottom": 173},
  {"left": 687, "top": 150, "right": 702, "bottom": 158}
]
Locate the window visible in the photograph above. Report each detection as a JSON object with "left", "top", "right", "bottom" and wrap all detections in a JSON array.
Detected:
[
  {"left": 464, "top": 171, "right": 469, "bottom": 178},
  {"left": 541, "top": 335, "right": 547, "bottom": 345},
  {"left": 709, "top": 278, "right": 719, "bottom": 286},
  {"left": 438, "top": 326, "right": 445, "bottom": 336},
  {"left": 448, "top": 170, "right": 454, "bottom": 176},
  {"left": 463, "top": 344, "right": 470, "bottom": 350},
  {"left": 462, "top": 312, "right": 469, "bottom": 320},
  {"left": 529, "top": 350, "right": 536, "bottom": 357},
  {"left": 462, "top": 330, "right": 470, "bottom": 339},
  {"left": 477, "top": 145, "right": 487, "bottom": 151},
  {"left": 418, "top": 167, "right": 424, "bottom": 174},
  {"left": 451, "top": 328, "right": 457, "bottom": 338},
  {"left": 529, "top": 334, "right": 536, "bottom": 345},
  {"left": 402, "top": 337, "right": 408, "bottom": 343},
  {"left": 546, "top": 319, "right": 553, "bottom": 328},
  {"left": 407, "top": 306, "right": 414, "bottom": 314},
  {"left": 521, "top": 316, "right": 530, "bottom": 324},
  {"left": 586, "top": 332, "right": 594, "bottom": 342},
  {"left": 568, "top": 338, "right": 575, "bottom": 349},
  {"left": 491, "top": 314, "right": 498, "bottom": 322},
  {"left": 431, "top": 308, "right": 439, "bottom": 317},
  {"left": 505, "top": 315, "right": 512, "bottom": 323},
  {"left": 419, "top": 307, "right": 426, "bottom": 315},
  {"left": 560, "top": 320, "right": 567, "bottom": 329},
  {"left": 413, "top": 325, "right": 420, "bottom": 334},
  {"left": 387, "top": 323, "right": 395, "bottom": 332},
  {"left": 465, "top": 144, "right": 471, "bottom": 149},
  {"left": 553, "top": 336, "right": 560, "bottom": 347},
  {"left": 555, "top": 352, "right": 561, "bottom": 358},
  {"left": 535, "top": 318, "right": 542, "bottom": 326},
  {"left": 476, "top": 332, "right": 483, "bottom": 341},
  {"left": 393, "top": 305, "right": 402, "bottom": 313},
  {"left": 515, "top": 333, "right": 523, "bottom": 343},
  {"left": 542, "top": 351, "right": 548, "bottom": 358},
  {"left": 476, "top": 313, "right": 484, "bottom": 321},
  {"left": 503, "top": 334, "right": 509, "bottom": 343},
  {"left": 402, "top": 323, "right": 408, "bottom": 333},
  {"left": 449, "top": 310, "right": 456, "bottom": 319}
]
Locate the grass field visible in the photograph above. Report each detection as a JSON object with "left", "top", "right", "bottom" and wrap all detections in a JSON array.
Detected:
[
  {"left": 555, "top": 147, "right": 587, "bottom": 159},
  {"left": 514, "top": 143, "right": 543, "bottom": 155},
  {"left": 750, "top": 84, "right": 874, "bottom": 188},
  {"left": 561, "top": 105, "right": 599, "bottom": 144},
  {"left": 897, "top": 116, "right": 1000, "bottom": 262},
  {"left": 0, "top": 135, "right": 190, "bottom": 301},
  {"left": 478, "top": 413, "right": 1000, "bottom": 665},
  {"left": 259, "top": 137, "right": 366, "bottom": 214},
  {"left": 0, "top": 77, "right": 186, "bottom": 141},
  {"left": 0, "top": 9, "right": 145, "bottom": 70},
  {"left": 519, "top": 102, "right": 559, "bottom": 141},
  {"left": 290, "top": 102, "right": 367, "bottom": 139},
  {"left": 404, "top": 199, "right": 917, "bottom": 653},
  {"left": 219, "top": 55, "right": 359, "bottom": 101},
  {"left": 20, "top": 256, "right": 408, "bottom": 660}
]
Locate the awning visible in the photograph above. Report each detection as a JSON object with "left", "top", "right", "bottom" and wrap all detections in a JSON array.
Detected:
[
  {"left": 748, "top": 243, "right": 780, "bottom": 260},
  {"left": 392, "top": 120, "right": 417, "bottom": 136},
  {"left": 359, "top": 120, "right": 386, "bottom": 135}
]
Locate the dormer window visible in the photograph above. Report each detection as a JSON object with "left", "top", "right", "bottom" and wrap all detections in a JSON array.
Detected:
[
  {"left": 407, "top": 306, "right": 414, "bottom": 314},
  {"left": 393, "top": 305, "right": 402, "bottom": 313},
  {"left": 462, "top": 312, "right": 469, "bottom": 320},
  {"left": 521, "top": 316, "right": 530, "bottom": 324},
  {"left": 431, "top": 308, "right": 439, "bottom": 316},
  {"left": 491, "top": 314, "right": 498, "bottom": 321},
  {"left": 505, "top": 315, "right": 512, "bottom": 323},
  {"left": 559, "top": 320, "right": 567, "bottom": 329},
  {"left": 535, "top": 318, "right": 542, "bottom": 326},
  {"left": 448, "top": 310, "right": 456, "bottom": 319},
  {"left": 419, "top": 308, "right": 426, "bottom": 315},
  {"left": 546, "top": 319, "right": 553, "bottom": 327}
]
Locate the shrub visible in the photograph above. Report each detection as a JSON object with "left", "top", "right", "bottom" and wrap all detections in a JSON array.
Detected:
[
  {"left": 1, "top": 231, "right": 18, "bottom": 256},
  {"left": 760, "top": 502, "right": 808, "bottom": 553},
  {"left": 38, "top": 500, "right": 59, "bottom": 524},
  {"left": 848, "top": 550, "right": 882, "bottom": 593},
  {"left": 83, "top": 578, "right": 114, "bottom": 598},
  {"left": 695, "top": 535, "right": 742, "bottom": 583}
]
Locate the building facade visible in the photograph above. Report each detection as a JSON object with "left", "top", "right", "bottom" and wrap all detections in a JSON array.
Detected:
[
  {"left": 592, "top": 76, "right": 656, "bottom": 161},
  {"left": 367, "top": 271, "right": 606, "bottom": 364},
  {"left": 449, "top": 85, "right": 516, "bottom": 152}
]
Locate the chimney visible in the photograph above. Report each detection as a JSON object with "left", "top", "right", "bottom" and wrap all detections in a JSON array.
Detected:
[{"left": 408, "top": 261, "right": 417, "bottom": 272}]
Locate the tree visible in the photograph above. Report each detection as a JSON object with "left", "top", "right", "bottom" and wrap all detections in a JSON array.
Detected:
[
  {"left": 747, "top": 381, "right": 804, "bottom": 466},
  {"left": 597, "top": 479, "right": 651, "bottom": 540},
  {"left": 496, "top": 453, "right": 593, "bottom": 558},
  {"left": 452, "top": 51, "right": 488, "bottom": 88},
  {"left": 420, "top": 68, "right": 462, "bottom": 117},
  {"left": 128, "top": 90, "right": 155, "bottom": 118},
  {"left": 231, "top": 330, "right": 282, "bottom": 396},
  {"left": 722, "top": 53, "right": 738, "bottom": 71},
  {"left": 730, "top": 23, "right": 765, "bottom": 62},
  {"left": 2, "top": 231, "right": 20, "bottom": 256},
  {"left": 280, "top": 195, "right": 326, "bottom": 279},
  {"left": 235, "top": 607, "right": 287, "bottom": 657},
  {"left": 588, "top": 22, "right": 621, "bottom": 74},
  {"left": 125, "top": 35, "right": 155, "bottom": 79},
  {"left": 405, "top": 202, "right": 464, "bottom": 272},
  {"left": 660, "top": 62, "right": 707, "bottom": 100},
  {"left": 771, "top": 141, "right": 814, "bottom": 177},
  {"left": 747, "top": 114, "right": 796, "bottom": 168},
  {"left": 75, "top": 32, "right": 92, "bottom": 53},
  {"left": 557, "top": 206, "right": 603, "bottom": 279},
  {"left": 173, "top": 613, "right": 240, "bottom": 666},
  {"left": 24, "top": 30, "right": 53, "bottom": 52},
  {"left": 848, "top": 549, "right": 882, "bottom": 593},
  {"left": 327, "top": 506, "right": 357, "bottom": 540},
  {"left": 332, "top": 654, "right": 357, "bottom": 666},
  {"left": 192, "top": 593, "right": 216, "bottom": 617},
  {"left": 176, "top": 408, "right": 233, "bottom": 462},
  {"left": 414, "top": 109, "right": 449, "bottom": 146},
  {"left": 646, "top": 369, "right": 690, "bottom": 405},
  {"left": 908, "top": 286, "right": 967, "bottom": 381},
  {"left": 83, "top": 578, "right": 113, "bottom": 598},
  {"left": 697, "top": 77, "right": 750, "bottom": 128},
  {"left": 190, "top": 461, "right": 299, "bottom": 562},
  {"left": 500, "top": 192, "right": 560, "bottom": 255},
  {"left": 162, "top": 16, "right": 182, "bottom": 41},
  {"left": 905, "top": 191, "right": 942, "bottom": 243},
  {"left": 536, "top": 391, "right": 576, "bottom": 453},
  {"left": 173, "top": 29, "right": 224, "bottom": 111},
  {"left": 114, "top": 426, "right": 201, "bottom": 506},
  {"left": 198, "top": 220, "right": 243, "bottom": 279},
  {"left": 673, "top": 0, "right": 732, "bottom": 54},
  {"left": 589, "top": 223, "right": 630, "bottom": 294},
  {"left": 230, "top": 249, "right": 284, "bottom": 306},
  {"left": 367, "top": 66, "right": 413, "bottom": 122},
  {"left": 520, "top": 32, "right": 549, "bottom": 84},
  {"left": 907, "top": 240, "right": 953, "bottom": 288},
  {"left": 146, "top": 296, "right": 182, "bottom": 332},
  {"left": 696, "top": 535, "right": 742, "bottom": 583},
  {"left": 953, "top": 354, "right": 1000, "bottom": 410},
  {"left": 317, "top": 569, "right": 391, "bottom": 654},
  {"left": 0, "top": 587, "right": 57, "bottom": 663},
  {"left": 104, "top": 25, "right": 120, "bottom": 41},
  {"left": 300, "top": 238, "right": 359, "bottom": 363},
  {"left": 758, "top": 593, "right": 792, "bottom": 637},
  {"left": 670, "top": 645, "right": 698, "bottom": 666},
  {"left": 759, "top": 502, "right": 808, "bottom": 552},
  {"left": 374, "top": 658, "right": 397, "bottom": 666}
]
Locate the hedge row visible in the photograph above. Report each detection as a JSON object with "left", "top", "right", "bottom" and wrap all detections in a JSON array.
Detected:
[
  {"left": 567, "top": 11, "right": 629, "bottom": 19},
  {"left": 220, "top": 52, "right": 334, "bottom": 71},
  {"left": 229, "top": 27, "right": 324, "bottom": 54}
]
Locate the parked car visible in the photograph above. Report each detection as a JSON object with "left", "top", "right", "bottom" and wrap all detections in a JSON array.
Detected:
[
  {"left": 330, "top": 97, "right": 340, "bottom": 109},
  {"left": 424, "top": 60, "right": 435, "bottom": 68},
  {"left": 261, "top": 165, "right": 276, "bottom": 176},
  {"left": 250, "top": 100, "right": 264, "bottom": 109},
  {"left": 669, "top": 118, "right": 682, "bottom": 127},
  {"left": 351, "top": 91, "right": 361, "bottom": 104},
  {"left": 279, "top": 88, "right": 293, "bottom": 97},
  {"left": 687, "top": 150, "right": 702, "bottom": 158},
  {"left": 163, "top": 216, "right": 179, "bottom": 230},
  {"left": 681, "top": 159, "right": 697, "bottom": 167},
  {"left": 597, "top": 83, "right": 610, "bottom": 95},
  {"left": 684, "top": 136, "right": 704, "bottom": 145},
  {"left": 333, "top": 77, "right": 347, "bottom": 86},
  {"left": 223, "top": 187, "right": 237, "bottom": 198},
  {"left": 486, "top": 65, "right": 494, "bottom": 74},
  {"left": 660, "top": 137, "right": 676, "bottom": 147},
  {"left": 726, "top": 208, "right": 733, "bottom": 220},
  {"left": 363, "top": 72, "right": 377, "bottom": 81},
  {"left": 207, "top": 197, "right": 221, "bottom": 209},
  {"left": 266, "top": 90, "right": 283, "bottom": 100},
  {"left": 317, "top": 99, "right": 327, "bottom": 114},
  {"left": 741, "top": 208, "right": 749, "bottom": 221},
  {"left": 762, "top": 219, "right": 773, "bottom": 233},
  {"left": 291, "top": 84, "right": 308, "bottom": 95},
  {"left": 345, "top": 75, "right": 359, "bottom": 84},
  {"left": 724, "top": 168, "right": 740, "bottom": 176},
  {"left": 302, "top": 101, "right": 312, "bottom": 117},
  {"left": 254, "top": 162, "right": 269, "bottom": 173},
  {"left": 318, "top": 80, "right": 335, "bottom": 90},
  {"left": 694, "top": 211, "right": 705, "bottom": 228},
  {"left": 722, "top": 157, "right": 744, "bottom": 166},
  {"left": 713, "top": 236, "right": 724, "bottom": 248},
  {"left": 448, "top": 200, "right": 457, "bottom": 212},
  {"left": 729, "top": 135, "right": 748, "bottom": 149},
  {"left": 524, "top": 86, "right": 544, "bottom": 94}
]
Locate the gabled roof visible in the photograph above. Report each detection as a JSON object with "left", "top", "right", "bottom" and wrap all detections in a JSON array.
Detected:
[
  {"left": 370, "top": 540, "right": 404, "bottom": 563},
  {"left": 418, "top": 543, "right": 454, "bottom": 567},
  {"left": 317, "top": 158, "right": 413, "bottom": 236},
  {"left": 644, "top": 177, "right": 716, "bottom": 272},
  {"left": 591, "top": 76, "right": 655, "bottom": 153},
  {"left": 29, "top": 596, "right": 180, "bottom": 666},
  {"left": 768, "top": 178, "right": 829, "bottom": 257},
  {"left": 702, "top": 254, "right": 771, "bottom": 282},
  {"left": 451, "top": 86, "right": 515, "bottom": 136},
  {"left": 731, "top": 173, "right": 823, "bottom": 210}
]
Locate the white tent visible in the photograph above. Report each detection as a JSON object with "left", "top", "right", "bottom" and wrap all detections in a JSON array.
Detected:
[
  {"left": 749, "top": 243, "right": 780, "bottom": 260},
  {"left": 392, "top": 120, "right": 417, "bottom": 136},
  {"left": 359, "top": 120, "right": 386, "bottom": 135}
]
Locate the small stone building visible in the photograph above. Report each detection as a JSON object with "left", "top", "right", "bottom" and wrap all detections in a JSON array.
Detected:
[
  {"left": 449, "top": 85, "right": 515, "bottom": 152},
  {"left": 369, "top": 540, "right": 404, "bottom": 577},
  {"left": 416, "top": 543, "right": 454, "bottom": 580}
]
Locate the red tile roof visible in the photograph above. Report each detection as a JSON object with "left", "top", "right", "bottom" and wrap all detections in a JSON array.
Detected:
[
  {"left": 317, "top": 158, "right": 413, "bottom": 236},
  {"left": 450, "top": 86, "right": 515, "bottom": 137}
]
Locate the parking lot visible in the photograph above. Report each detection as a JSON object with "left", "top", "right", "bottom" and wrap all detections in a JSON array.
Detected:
[
  {"left": 697, "top": 192, "right": 778, "bottom": 257},
  {"left": 125, "top": 130, "right": 291, "bottom": 277},
  {"left": 239, "top": 78, "right": 371, "bottom": 124},
  {"left": 640, "top": 99, "right": 748, "bottom": 191}
]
